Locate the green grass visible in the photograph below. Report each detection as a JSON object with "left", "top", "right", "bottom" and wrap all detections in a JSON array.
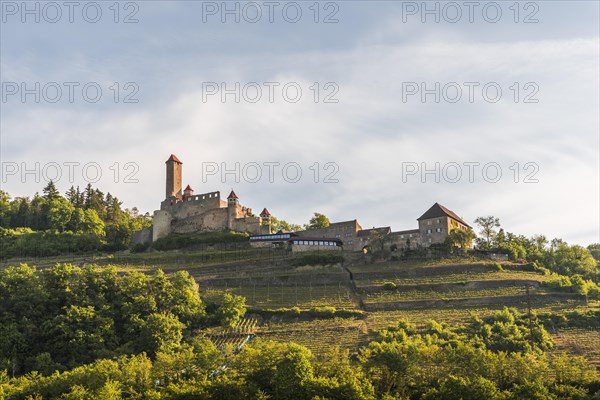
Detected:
[
  {"left": 552, "top": 328, "right": 600, "bottom": 368},
  {"left": 257, "top": 318, "right": 369, "bottom": 355},
  {"left": 203, "top": 283, "right": 357, "bottom": 309},
  {"left": 355, "top": 270, "right": 551, "bottom": 288},
  {"left": 347, "top": 257, "right": 494, "bottom": 273},
  {"left": 362, "top": 286, "right": 542, "bottom": 303}
]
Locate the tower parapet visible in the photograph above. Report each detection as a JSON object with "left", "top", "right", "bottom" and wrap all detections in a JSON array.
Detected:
[{"left": 183, "top": 184, "right": 194, "bottom": 200}]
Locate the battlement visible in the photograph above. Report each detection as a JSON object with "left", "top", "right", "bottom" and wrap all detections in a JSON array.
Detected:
[
  {"left": 160, "top": 191, "right": 224, "bottom": 212},
  {"left": 184, "top": 191, "right": 221, "bottom": 203}
]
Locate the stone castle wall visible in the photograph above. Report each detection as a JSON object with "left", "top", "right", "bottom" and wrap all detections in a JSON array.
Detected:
[
  {"left": 161, "top": 191, "right": 223, "bottom": 219},
  {"left": 151, "top": 190, "right": 269, "bottom": 241},
  {"left": 171, "top": 208, "right": 230, "bottom": 234}
]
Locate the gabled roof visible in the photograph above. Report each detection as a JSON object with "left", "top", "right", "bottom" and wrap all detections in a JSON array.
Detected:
[
  {"left": 166, "top": 154, "right": 182, "bottom": 164},
  {"left": 357, "top": 227, "right": 391, "bottom": 237},
  {"left": 184, "top": 185, "right": 193, "bottom": 192},
  {"left": 227, "top": 190, "right": 238, "bottom": 199},
  {"left": 417, "top": 203, "right": 470, "bottom": 227},
  {"left": 260, "top": 208, "right": 270, "bottom": 217}
]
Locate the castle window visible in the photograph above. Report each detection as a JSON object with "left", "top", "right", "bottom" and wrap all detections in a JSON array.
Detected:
[
  {"left": 427, "top": 221, "right": 432, "bottom": 225},
  {"left": 436, "top": 219, "right": 441, "bottom": 224},
  {"left": 426, "top": 229, "right": 432, "bottom": 234},
  {"left": 436, "top": 228, "right": 442, "bottom": 233}
]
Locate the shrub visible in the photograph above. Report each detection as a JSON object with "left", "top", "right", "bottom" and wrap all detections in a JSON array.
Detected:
[
  {"left": 152, "top": 231, "right": 249, "bottom": 250},
  {"left": 310, "top": 306, "right": 337, "bottom": 318},
  {"left": 131, "top": 241, "right": 151, "bottom": 253},
  {"left": 382, "top": 281, "right": 397, "bottom": 290},
  {"left": 292, "top": 252, "right": 345, "bottom": 266}
]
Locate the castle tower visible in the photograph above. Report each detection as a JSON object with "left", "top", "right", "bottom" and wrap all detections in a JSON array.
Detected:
[
  {"left": 260, "top": 208, "right": 271, "bottom": 222},
  {"left": 165, "top": 154, "right": 183, "bottom": 200},
  {"left": 183, "top": 184, "right": 193, "bottom": 200},
  {"left": 260, "top": 208, "right": 272, "bottom": 233},
  {"left": 227, "top": 190, "right": 239, "bottom": 230}
]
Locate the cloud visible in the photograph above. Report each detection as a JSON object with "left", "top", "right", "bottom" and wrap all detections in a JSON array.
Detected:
[{"left": 1, "top": 7, "right": 598, "bottom": 245}]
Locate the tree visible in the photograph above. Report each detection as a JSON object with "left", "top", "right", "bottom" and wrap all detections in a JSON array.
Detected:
[
  {"left": 368, "top": 231, "right": 391, "bottom": 260},
  {"left": 273, "top": 344, "right": 314, "bottom": 400},
  {"left": 304, "top": 213, "right": 330, "bottom": 230},
  {"left": 0, "top": 191, "right": 10, "bottom": 227},
  {"left": 131, "top": 312, "right": 185, "bottom": 356},
  {"left": 532, "top": 235, "right": 548, "bottom": 252},
  {"left": 47, "top": 197, "right": 74, "bottom": 232},
  {"left": 474, "top": 216, "right": 501, "bottom": 250},
  {"left": 446, "top": 228, "right": 476, "bottom": 252},
  {"left": 46, "top": 305, "right": 116, "bottom": 367},
  {"left": 82, "top": 209, "right": 105, "bottom": 237},
  {"left": 587, "top": 243, "right": 600, "bottom": 262},
  {"left": 422, "top": 375, "right": 505, "bottom": 400},
  {"left": 270, "top": 216, "right": 302, "bottom": 232},
  {"left": 42, "top": 181, "right": 60, "bottom": 201},
  {"left": 215, "top": 293, "right": 246, "bottom": 327}
]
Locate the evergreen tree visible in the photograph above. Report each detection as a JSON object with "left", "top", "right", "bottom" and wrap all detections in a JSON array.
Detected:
[{"left": 42, "top": 181, "right": 60, "bottom": 201}]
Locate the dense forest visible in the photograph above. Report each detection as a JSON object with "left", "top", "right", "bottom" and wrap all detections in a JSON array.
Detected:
[
  {"left": 0, "top": 182, "right": 152, "bottom": 257},
  {"left": 0, "top": 264, "right": 599, "bottom": 399}
]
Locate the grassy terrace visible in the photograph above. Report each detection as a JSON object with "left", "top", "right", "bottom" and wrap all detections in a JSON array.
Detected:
[
  {"left": 363, "top": 286, "right": 543, "bottom": 302},
  {"left": 3, "top": 251, "right": 598, "bottom": 367},
  {"left": 256, "top": 318, "right": 369, "bottom": 355},
  {"left": 203, "top": 283, "right": 357, "bottom": 309},
  {"left": 355, "top": 270, "right": 552, "bottom": 287}
]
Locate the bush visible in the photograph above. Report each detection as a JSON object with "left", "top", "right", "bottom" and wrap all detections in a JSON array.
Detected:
[
  {"left": 152, "top": 231, "right": 249, "bottom": 250},
  {"left": 292, "top": 252, "right": 345, "bottom": 266},
  {"left": 309, "top": 306, "right": 337, "bottom": 318},
  {"left": 383, "top": 281, "right": 397, "bottom": 290},
  {"left": 131, "top": 241, "right": 151, "bottom": 253},
  {"left": 0, "top": 230, "right": 104, "bottom": 259}
]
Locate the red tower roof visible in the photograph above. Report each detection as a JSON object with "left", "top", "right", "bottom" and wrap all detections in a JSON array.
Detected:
[
  {"left": 260, "top": 208, "right": 271, "bottom": 217},
  {"left": 166, "top": 154, "right": 182, "bottom": 164},
  {"left": 227, "top": 190, "right": 238, "bottom": 199},
  {"left": 184, "top": 185, "right": 193, "bottom": 192}
]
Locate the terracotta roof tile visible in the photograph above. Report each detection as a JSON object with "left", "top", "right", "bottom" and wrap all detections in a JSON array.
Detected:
[
  {"left": 417, "top": 203, "right": 470, "bottom": 227},
  {"left": 166, "top": 154, "right": 182, "bottom": 164}
]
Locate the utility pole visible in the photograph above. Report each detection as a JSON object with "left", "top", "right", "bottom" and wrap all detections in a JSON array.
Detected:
[{"left": 525, "top": 286, "right": 534, "bottom": 349}]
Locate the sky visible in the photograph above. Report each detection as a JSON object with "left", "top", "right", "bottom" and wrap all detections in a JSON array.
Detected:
[{"left": 1, "top": 0, "right": 599, "bottom": 245}]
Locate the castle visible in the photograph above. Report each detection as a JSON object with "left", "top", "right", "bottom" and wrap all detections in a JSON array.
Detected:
[
  {"left": 151, "top": 154, "right": 271, "bottom": 242},
  {"left": 134, "top": 154, "right": 473, "bottom": 252}
]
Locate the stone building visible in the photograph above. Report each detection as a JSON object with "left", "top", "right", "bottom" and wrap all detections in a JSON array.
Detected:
[
  {"left": 150, "top": 155, "right": 271, "bottom": 241},
  {"left": 297, "top": 203, "right": 472, "bottom": 253},
  {"left": 295, "top": 220, "right": 363, "bottom": 250},
  {"left": 387, "top": 203, "right": 472, "bottom": 252}
]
